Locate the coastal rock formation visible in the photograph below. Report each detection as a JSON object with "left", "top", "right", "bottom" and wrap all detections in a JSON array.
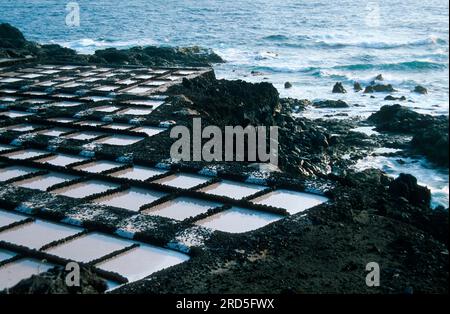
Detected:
[
  {"left": 353, "top": 82, "right": 363, "bottom": 92},
  {"left": 284, "top": 81, "right": 293, "bottom": 89},
  {"left": 364, "top": 84, "right": 396, "bottom": 93},
  {"left": 384, "top": 95, "right": 406, "bottom": 101},
  {"left": 368, "top": 105, "right": 449, "bottom": 166},
  {"left": 0, "top": 23, "right": 224, "bottom": 67},
  {"left": 332, "top": 82, "right": 347, "bottom": 93},
  {"left": 413, "top": 85, "right": 428, "bottom": 94},
  {"left": 389, "top": 173, "right": 431, "bottom": 206},
  {"left": 313, "top": 100, "right": 349, "bottom": 108}
]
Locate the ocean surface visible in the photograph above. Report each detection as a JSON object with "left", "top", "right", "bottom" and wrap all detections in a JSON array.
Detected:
[{"left": 1, "top": 0, "right": 448, "bottom": 207}]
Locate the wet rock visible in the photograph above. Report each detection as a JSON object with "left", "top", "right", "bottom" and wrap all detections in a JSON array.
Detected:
[
  {"left": 389, "top": 173, "right": 431, "bottom": 206},
  {"left": 384, "top": 95, "right": 406, "bottom": 101},
  {"left": 364, "top": 84, "right": 396, "bottom": 93},
  {"left": 313, "top": 100, "right": 349, "bottom": 108},
  {"left": 375, "top": 74, "right": 384, "bottom": 81},
  {"left": 332, "top": 82, "right": 347, "bottom": 93},
  {"left": 284, "top": 81, "right": 293, "bottom": 89},
  {"left": 368, "top": 105, "right": 448, "bottom": 166},
  {"left": 280, "top": 98, "right": 311, "bottom": 113},
  {"left": 413, "top": 85, "right": 428, "bottom": 94},
  {"left": 353, "top": 82, "right": 363, "bottom": 92}
]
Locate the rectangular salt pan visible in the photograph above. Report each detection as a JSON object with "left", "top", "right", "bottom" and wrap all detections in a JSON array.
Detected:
[
  {"left": 125, "top": 87, "right": 153, "bottom": 95},
  {"left": 153, "top": 173, "right": 210, "bottom": 189},
  {"left": 0, "top": 209, "right": 27, "bottom": 229},
  {"left": 195, "top": 207, "right": 282, "bottom": 233},
  {"left": 144, "top": 197, "right": 221, "bottom": 221},
  {"left": 132, "top": 126, "right": 165, "bottom": 137},
  {"left": 36, "top": 128, "right": 72, "bottom": 137},
  {"left": 63, "top": 131, "right": 104, "bottom": 141},
  {"left": 1, "top": 149, "right": 48, "bottom": 160},
  {"left": 95, "top": 244, "right": 189, "bottom": 282},
  {"left": 50, "top": 101, "right": 83, "bottom": 108},
  {"left": 76, "top": 120, "right": 105, "bottom": 127},
  {"left": 36, "top": 154, "right": 88, "bottom": 167},
  {"left": 0, "top": 259, "right": 53, "bottom": 291},
  {"left": 103, "top": 123, "right": 133, "bottom": 130},
  {"left": 93, "top": 135, "right": 144, "bottom": 146},
  {"left": 198, "top": 180, "right": 265, "bottom": 200},
  {"left": 93, "top": 187, "right": 167, "bottom": 212},
  {"left": 3, "top": 124, "right": 40, "bottom": 132},
  {"left": 45, "top": 232, "right": 131, "bottom": 263},
  {"left": 0, "top": 220, "right": 82, "bottom": 250},
  {"left": 94, "top": 105, "right": 121, "bottom": 112},
  {"left": 13, "top": 172, "right": 78, "bottom": 191},
  {"left": 0, "top": 144, "right": 14, "bottom": 152},
  {"left": 124, "top": 99, "right": 164, "bottom": 108},
  {"left": 0, "top": 166, "right": 39, "bottom": 182},
  {"left": 250, "top": 189, "right": 329, "bottom": 214},
  {"left": 0, "top": 111, "right": 33, "bottom": 118},
  {"left": 0, "top": 249, "right": 16, "bottom": 262},
  {"left": 51, "top": 180, "right": 119, "bottom": 198},
  {"left": 109, "top": 165, "right": 167, "bottom": 181},
  {"left": 118, "top": 108, "right": 153, "bottom": 116},
  {"left": 74, "top": 160, "right": 122, "bottom": 173}
]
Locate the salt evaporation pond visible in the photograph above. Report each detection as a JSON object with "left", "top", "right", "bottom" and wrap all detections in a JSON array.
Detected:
[
  {"left": 93, "top": 187, "right": 167, "bottom": 212},
  {"left": 0, "top": 258, "right": 54, "bottom": 291},
  {"left": 198, "top": 180, "right": 265, "bottom": 200},
  {"left": 153, "top": 173, "right": 210, "bottom": 189},
  {"left": 13, "top": 172, "right": 78, "bottom": 191},
  {"left": 109, "top": 165, "right": 167, "bottom": 181},
  {"left": 144, "top": 197, "right": 221, "bottom": 221},
  {"left": 51, "top": 180, "right": 119, "bottom": 198}
]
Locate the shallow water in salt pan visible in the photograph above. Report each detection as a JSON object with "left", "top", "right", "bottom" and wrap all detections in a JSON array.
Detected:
[
  {"left": 0, "top": 166, "right": 39, "bottom": 182},
  {"left": 74, "top": 160, "right": 122, "bottom": 173},
  {"left": 0, "top": 258, "right": 53, "bottom": 291},
  {"left": 93, "top": 187, "right": 167, "bottom": 211},
  {"left": 51, "top": 180, "right": 119, "bottom": 198},
  {"left": 103, "top": 123, "right": 133, "bottom": 130},
  {"left": 93, "top": 135, "right": 144, "bottom": 146},
  {"left": 118, "top": 108, "right": 153, "bottom": 116},
  {"left": 0, "top": 209, "right": 27, "bottom": 229},
  {"left": 36, "top": 127, "right": 72, "bottom": 137},
  {"left": 0, "top": 220, "right": 82, "bottom": 249},
  {"left": 1, "top": 149, "right": 48, "bottom": 160},
  {"left": 45, "top": 232, "right": 131, "bottom": 263},
  {"left": 199, "top": 180, "right": 265, "bottom": 200},
  {"left": 109, "top": 165, "right": 167, "bottom": 181},
  {"left": 132, "top": 126, "right": 165, "bottom": 137},
  {"left": 2, "top": 124, "right": 40, "bottom": 132},
  {"left": 124, "top": 99, "right": 164, "bottom": 108},
  {"left": 36, "top": 154, "right": 88, "bottom": 167},
  {"left": 0, "top": 111, "right": 33, "bottom": 118},
  {"left": 144, "top": 197, "right": 221, "bottom": 221},
  {"left": 251, "top": 189, "right": 329, "bottom": 214},
  {"left": 0, "top": 249, "right": 16, "bottom": 262},
  {"left": 0, "top": 144, "right": 14, "bottom": 152},
  {"left": 13, "top": 172, "right": 78, "bottom": 191},
  {"left": 195, "top": 207, "right": 283, "bottom": 233},
  {"left": 95, "top": 244, "right": 189, "bottom": 282},
  {"left": 63, "top": 131, "right": 104, "bottom": 141},
  {"left": 153, "top": 173, "right": 210, "bottom": 189}
]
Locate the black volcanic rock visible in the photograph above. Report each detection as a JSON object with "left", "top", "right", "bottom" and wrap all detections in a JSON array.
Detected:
[
  {"left": 284, "top": 81, "right": 293, "bottom": 89},
  {"left": 389, "top": 173, "right": 431, "bottom": 206},
  {"left": 332, "top": 82, "right": 347, "bottom": 93},
  {"left": 0, "top": 23, "right": 26, "bottom": 48},
  {"left": 353, "top": 82, "right": 363, "bottom": 92},
  {"left": 313, "top": 100, "right": 349, "bottom": 108},
  {"left": 413, "top": 85, "right": 428, "bottom": 94},
  {"left": 368, "top": 105, "right": 449, "bottom": 166},
  {"left": 0, "top": 23, "right": 224, "bottom": 67},
  {"left": 384, "top": 95, "right": 406, "bottom": 101},
  {"left": 364, "top": 84, "right": 396, "bottom": 93}
]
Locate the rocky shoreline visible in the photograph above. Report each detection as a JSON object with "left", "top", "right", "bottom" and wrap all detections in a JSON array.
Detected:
[{"left": 0, "top": 23, "right": 448, "bottom": 294}]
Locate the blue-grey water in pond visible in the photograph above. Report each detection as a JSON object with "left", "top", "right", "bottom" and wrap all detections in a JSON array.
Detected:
[{"left": 0, "top": 0, "right": 448, "bottom": 207}]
